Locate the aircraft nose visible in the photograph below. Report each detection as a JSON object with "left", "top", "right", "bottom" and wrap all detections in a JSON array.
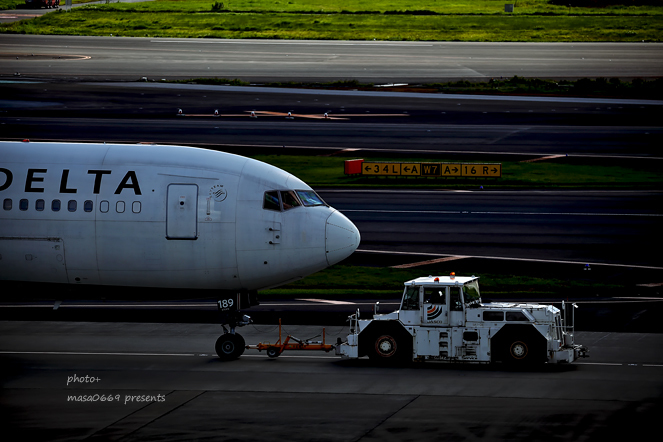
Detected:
[{"left": 325, "top": 210, "right": 361, "bottom": 266}]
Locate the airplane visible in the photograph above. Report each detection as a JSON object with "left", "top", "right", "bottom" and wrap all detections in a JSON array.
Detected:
[{"left": 0, "top": 140, "right": 361, "bottom": 360}]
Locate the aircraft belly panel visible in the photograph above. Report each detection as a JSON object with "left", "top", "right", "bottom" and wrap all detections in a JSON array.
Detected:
[
  {"left": 95, "top": 220, "right": 237, "bottom": 288},
  {"left": 236, "top": 247, "right": 327, "bottom": 290},
  {"left": 0, "top": 237, "right": 68, "bottom": 284}
]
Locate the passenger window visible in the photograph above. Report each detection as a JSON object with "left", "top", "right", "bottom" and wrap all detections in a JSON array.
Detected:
[
  {"left": 132, "top": 201, "right": 141, "bottom": 213},
  {"left": 100, "top": 200, "right": 109, "bottom": 213},
  {"left": 3, "top": 199, "right": 12, "bottom": 210},
  {"left": 36, "top": 199, "right": 45, "bottom": 211},
  {"left": 52, "top": 200, "right": 61, "bottom": 212},
  {"left": 116, "top": 201, "right": 125, "bottom": 213},
  {"left": 68, "top": 200, "right": 77, "bottom": 212},
  {"left": 506, "top": 311, "right": 529, "bottom": 322},
  {"left": 263, "top": 191, "right": 280, "bottom": 211},
  {"left": 84, "top": 200, "right": 93, "bottom": 213},
  {"left": 296, "top": 190, "right": 326, "bottom": 207},
  {"left": 280, "top": 190, "right": 301, "bottom": 211},
  {"left": 19, "top": 199, "right": 28, "bottom": 211}
]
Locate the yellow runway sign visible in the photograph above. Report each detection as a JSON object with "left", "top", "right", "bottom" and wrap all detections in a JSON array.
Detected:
[
  {"left": 461, "top": 164, "right": 502, "bottom": 177},
  {"left": 362, "top": 162, "right": 401, "bottom": 176},
  {"left": 359, "top": 162, "right": 501, "bottom": 178}
]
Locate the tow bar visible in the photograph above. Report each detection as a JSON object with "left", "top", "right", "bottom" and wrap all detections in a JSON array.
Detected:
[{"left": 246, "top": 319, "right": 335, "bottom": 358}]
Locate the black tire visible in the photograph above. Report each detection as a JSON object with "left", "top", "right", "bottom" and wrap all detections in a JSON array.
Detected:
[
  {"left": 508, "top": 340, "right": 529, "bottom": 361},
  {"left": 491, "top": 325, "right": 547, "bottom": 365},
  {"left": 500, "top": 336, "right": 542, "bottom": 365},
  {"left": 266, "top": 346, "right": 280, "bottom": 358},
  {"left": 215, "top": 333, "right": 245, "bottom": 361},
  {"left": 365, "top": 324, "right": 412, "bottom": 365}
]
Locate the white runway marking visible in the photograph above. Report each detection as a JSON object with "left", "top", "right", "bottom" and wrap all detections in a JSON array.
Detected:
[
  {"left": 296, "top": 298, "right": 357, "bottom": 305},
  {"left": 343, "top": 209, "right": 661, "bottom": 217},
  {"left": 357, "top": 249, "right": 663, "bottom": 270}
]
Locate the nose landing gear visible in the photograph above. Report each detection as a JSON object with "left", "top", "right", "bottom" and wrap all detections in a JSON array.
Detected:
[
  {"left": 215, "top": 291, "right": 258, "bottom": 361},
  {"left": 216, "top": 332, "right": 246, "bottom": 361}
]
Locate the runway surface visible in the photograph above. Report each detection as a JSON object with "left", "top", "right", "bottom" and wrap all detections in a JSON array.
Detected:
[
  {"left": 2, "top": 81, "right": 662, "bottom": 159},
  {"left": 1, "top": 321, "right": 662, "bottom": 441},
  {"left": 321, "top": 189, "right": 663, "bottom": 269},
  {"left": 2, "top": 35, "right": 663, "bottom": 82}
]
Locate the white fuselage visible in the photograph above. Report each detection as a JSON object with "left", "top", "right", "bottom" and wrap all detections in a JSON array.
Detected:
[{"left": 0, "top": 141, "right": 360, "bottom": 293}]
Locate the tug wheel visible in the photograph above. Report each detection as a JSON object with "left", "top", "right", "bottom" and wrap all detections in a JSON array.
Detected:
[
  {"left": 215, "top": 333, "right": 245, "bottom": 361},
  {"left": 375, "top": 335, "right": 398, "bottom": 358},
  {"left": 509, "top": 340, "right": 529, "bottom": 360},
  {"left": 364, "top": 323, "right": 412, "bottom": 365}
]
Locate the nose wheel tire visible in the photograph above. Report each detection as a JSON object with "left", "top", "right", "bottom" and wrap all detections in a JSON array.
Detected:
[{"left": 215, "top": 333, "right": 246, "bottom": 361}]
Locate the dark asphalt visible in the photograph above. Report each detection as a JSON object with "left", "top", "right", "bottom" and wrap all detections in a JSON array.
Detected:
[
  {"left": 1, "top": 81, "right": 661, "bottom": 159},
  {"left": 1, "top": 321, "right": 662, "bottom": 441},
  {"left": 2, "top": 35, "right": 663, "bottom": 82}
]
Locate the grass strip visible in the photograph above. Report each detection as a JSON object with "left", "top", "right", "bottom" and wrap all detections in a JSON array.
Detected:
[
  {"left": 5, "top": 0, "right": 661, "bottom": 15},
  {"left": 2, "top": 7, "right": 661, "bottom": 41},
  {"left": 250, "top": 155, "right": 662, "bottom": 189},
  {"left": 259, "top": 265, "right": 627, "bottom": 299}
]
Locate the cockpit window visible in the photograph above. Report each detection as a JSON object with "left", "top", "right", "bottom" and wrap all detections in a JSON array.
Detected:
[
  {"left": 280, "top": 190, "right": 301, "bottom": 211},
  {"left": 296, "top": 190, "right": 327, "bottom": 207},
  {"left": 263, "top": 191, "right": 280, "bottom": 211}
]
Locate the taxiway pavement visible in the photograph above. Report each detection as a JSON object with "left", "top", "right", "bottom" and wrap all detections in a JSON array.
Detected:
[{"left": 1, "top": 321, "right": 663, "bottom": 441}]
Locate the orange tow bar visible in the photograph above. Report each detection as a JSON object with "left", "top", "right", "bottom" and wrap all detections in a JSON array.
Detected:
[{"left": 247, "top": 319, "right": 334, "bottom": 358}]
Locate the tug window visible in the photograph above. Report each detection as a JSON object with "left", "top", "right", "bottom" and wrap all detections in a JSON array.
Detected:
[
  {"left": 402, "top": 286, "right": 420, "bottom": 311},
  {"left": 424, "top": 288, "right": 445, "bottom": 305},
  {"left": 263, "top": 191, "right": 280, "bottom": 211},
  {"left": 506, "top": 311, "right": 529, "bottom": 322},
  {"left": 483, "top": 311, "right": 504, "bottom": 321},
  {"left": 296, "top": 190, "right": 326, "bottom": 207},
  {"left": 280, "top": 190, "right": 301, "bottom": 211},
  {"left": 450, "top": 287, "right": 463, "bottom": 311}
]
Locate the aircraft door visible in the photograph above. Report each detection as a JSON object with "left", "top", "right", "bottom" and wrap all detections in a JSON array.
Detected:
[{"left": 166, "top": 184, "right": 199, "bottom": 240}]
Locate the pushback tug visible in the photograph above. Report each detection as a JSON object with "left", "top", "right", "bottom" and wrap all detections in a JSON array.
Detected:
[{"left": 335, "top": 273, "right": 588, "bottom": 364}]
